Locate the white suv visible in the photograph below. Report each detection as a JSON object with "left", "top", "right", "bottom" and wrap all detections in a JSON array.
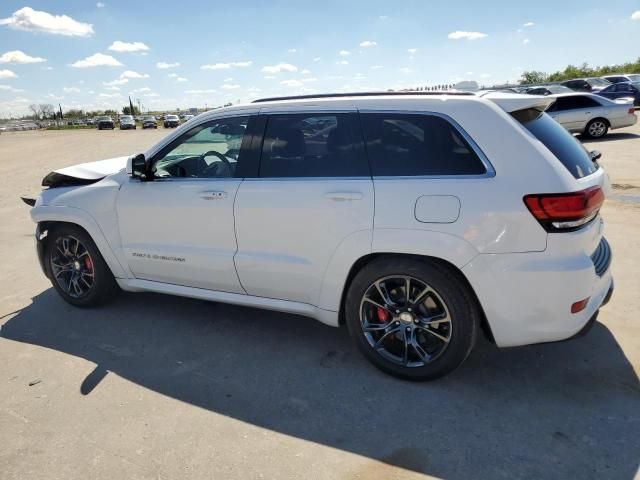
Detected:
[{"left": 27, "top": 92, "right": 614, "bottom": 380}]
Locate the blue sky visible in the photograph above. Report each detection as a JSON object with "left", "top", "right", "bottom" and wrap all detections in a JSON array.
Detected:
[{"left": 1, "top": 1, "right": 639, "bottom": 116}]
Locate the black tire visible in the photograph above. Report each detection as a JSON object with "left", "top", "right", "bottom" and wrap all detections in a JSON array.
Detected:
[
  {"left": 345, "top": 256, "right": 479, "bottom": 380},
  {"left": 584, "top": 118, "right": 609, "bottom": 139},
  {"left": 44, "top": 224, "right": 119, "bottom": 307}
]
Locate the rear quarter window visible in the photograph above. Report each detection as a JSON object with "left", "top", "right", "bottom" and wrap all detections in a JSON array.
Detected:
[
  {"left": 512, "top": 109, "right": 598, "bottom": 179},
  {"left": 360, "top": 113, "right": 487, "bottom": 176}
]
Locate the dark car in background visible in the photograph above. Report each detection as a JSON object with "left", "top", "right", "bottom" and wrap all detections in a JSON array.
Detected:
[
  {"left": 561, "top": 77, "right": 611, "bottom": 93},
  {"left": 96, "top": 116, "right": 114, "bottom": 130},
  {"left": 601, "top": 74, "right": 640, "bottom": 84},
  {"left": 163, "top": 114, "right": 180, "bottom": 128},
  {"left": 142, "top": 116, "right": 158, "bottom": 129},
  {"left": 525, "top": 85, "right": 574, "bottom": 96},
  {"left": 119, "top": 115, "right": 136, "bottom": 130},
  {"left": 596, "top": 82, "right": 640, "bottom": 106}
]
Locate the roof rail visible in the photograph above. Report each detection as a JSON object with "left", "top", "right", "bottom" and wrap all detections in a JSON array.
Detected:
[{"left": 251, "top": 91, "right": 475, "bottom": 103}]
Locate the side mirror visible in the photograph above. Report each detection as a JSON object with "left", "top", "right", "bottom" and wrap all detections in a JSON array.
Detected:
[
  {"left": 127, "top": 153, "right": 149, "bottom": 180},
  {"left": 589, "top": 150, "right": 602, "bottom": 162}
]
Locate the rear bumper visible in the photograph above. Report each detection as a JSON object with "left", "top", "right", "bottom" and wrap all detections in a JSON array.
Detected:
[{"left": 462, "top": 234, "right": 613, "bottom": 347}]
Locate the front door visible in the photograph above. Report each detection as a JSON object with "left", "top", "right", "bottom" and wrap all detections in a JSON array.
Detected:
[
  {"left": 117, "top": 114, "right": 253, "bottom": 293},
  {"left": 233, "top": 111, "right": 374, "bottom": 306}
]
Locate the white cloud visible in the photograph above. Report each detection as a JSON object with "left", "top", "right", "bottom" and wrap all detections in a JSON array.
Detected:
[
  {"left": 104, "top": 86, "right": 120, "bottom": 91},
  {"left": 301, "top": 69, "right": 311, "bottom": 74},
  {"left": 223, "top": 77, "right": 233, "bottom": 82},
  {"left": 120, "top": 70, "right": 149, "bottom": 79},
  {"left": 337, "top": 60, "right": 349, "bottom": 65},
  {"left": 221, "top": 84, "right": 240, "bottom": 90},
  {"left": 201, "top": 61, "right": 252, "bottom": 70},
  {"left": 480, "top": 73, "right": 492, "bottom": 78},
  {"left": 288, "top": 48, "right": 297, "bottom": 53},
  {"left": 263, "top": 75, "right": 276, "bottom": 80},
  {"left": 0, "top": 50, "right": 46, "bottom": 64},
  {"left": 400, "top": 67, "right": 412, "bottom": 74},
  {"left": 370, "top": 65, "right": 383, "bottom": 69},
  {"left": 96, "top": 2, "right": 106, "bottom": 7},
  {"left": 447, "top": 31, "right": 488, "bottom": 40},
  {"left": 339, "top": 50, "right": 350, "bottom": 56},
  {"left": 142, "top": 92, "right": 159, "bottom": 97},
  {"left": 359, "top": 41, "right": 377, "bottom": 47},
  {"left": 99, "top": 92, "right": 121, "bottom": 98},
  {"left": 407, "top": 48, "right": 418, "bottom": 54},
  {"left": 0, "top": 69, "right": 18, "bottom": 79},
  {"left": 0, "top": 7, "right": 94, "bottom": 37},
  {"left": 63, "top": 86, "right": 80, "bottom": 93},
  {"left": 632, "top": 11, "right": 640, "bottom": 20},
  {"left": 103, "top": 78, "right": 128, "bottom": 86},
  {"left": 0, "top": 84, "right": 24, "bottom": 92},
  {"left": 261, "top": 63, "right": 298, "bottom": 73},
  {"left": 523, "top": 38, "right": 530, "bottom": 45},
  {"left": 312, "top": 57, "right": 321, "bottom": 62},
  {"left": 185, "top": 89, "right": 218, "bottom": 94},
  {"left": 281, "top": 79, "right": 303, "bottom": 87},
  {"left": 134, "top": 87, "right": 151, "bottom": 92},
  {"left": 302, "top": 77, "right": 318, "bottom": 83},
  {"left": 71, "top": 53, "right": 122, "bottom": 68},
  {"left": 523, "top": 21, "right": 534, "bottom": 27},
  {"left": 108, "top": 41, "right": 150, "bottom": 53},
  {"left": 168, "top": 73, "right": 178, "bottom": 78},
  {"left": 156, "top": 61, "right": 179, "bottom": 69},
  {"left": 176, "top": 77, "right": 188, "bottom": 82},
  {"left": 42, "top": 66, "right": 53, "bottom": 71}
]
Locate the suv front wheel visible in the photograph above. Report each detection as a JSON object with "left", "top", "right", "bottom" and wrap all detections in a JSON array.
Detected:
[
  {"left": 345, "top": 257, "right": 479, "bottom": 380},
  {"left": 45, "top": 225, "right": 119, "bottom": 307}
]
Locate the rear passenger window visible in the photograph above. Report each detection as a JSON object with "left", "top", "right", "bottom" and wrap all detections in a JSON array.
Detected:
[
  {"left": 360, "top": 113, "right": 487, "bottom": 176},
  {"left": 259, "top": 114, "right": 367, "bottom": 177}
]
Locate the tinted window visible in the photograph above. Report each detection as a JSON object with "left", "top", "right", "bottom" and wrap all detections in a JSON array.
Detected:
[
  {"left": 552, "top": 96, "right": 600, "bottom": 111},
  {"left": 152, "top": 116, "right": 248, "bottom": 178},
  {"left": 512, "top": 110, "right": 598, "bottom": 179},
  {"left": 259, "top": 113, "right": 366, "bottom": 177},
  {"left": 361, "top": 113, "right": 486, "bottom": 176}
]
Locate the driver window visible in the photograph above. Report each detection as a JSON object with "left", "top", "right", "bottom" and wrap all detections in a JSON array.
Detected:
[{"left": 152, "top": 116, "right": 248, "bottom": 179}]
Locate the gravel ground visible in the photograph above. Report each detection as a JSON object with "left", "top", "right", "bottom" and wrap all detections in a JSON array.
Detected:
[{"left": 1, "top": 125, "right": 638, "bottom": 480}]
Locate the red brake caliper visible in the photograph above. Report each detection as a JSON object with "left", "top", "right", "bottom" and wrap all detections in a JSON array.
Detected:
[
  {"left": 84, "top": 256, "right": 93, "bottom": 271},
  {"left": 376, "top": 307, "right": 390, "bottom": 323}
]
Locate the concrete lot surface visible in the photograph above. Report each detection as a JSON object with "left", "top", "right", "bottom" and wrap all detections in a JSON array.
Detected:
[{"left": 1, "top": 126, "right": 639, "bottom": 479}]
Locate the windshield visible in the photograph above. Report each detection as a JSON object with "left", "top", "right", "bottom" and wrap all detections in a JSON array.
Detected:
[
  {"left": 586, "top": 78, "right": 610, "bottom": 87},
  {"left": 121, "top": 116, "right": 133, "bottom": 121},
  {"left": 627, "top": 74, "right": 640, "bottom": 82},
  {"left": 98, "top": 116, "right": 110, "bottom": 121},
  {"left": 512, "top": 109, "right": 599, "bottom": 179}
]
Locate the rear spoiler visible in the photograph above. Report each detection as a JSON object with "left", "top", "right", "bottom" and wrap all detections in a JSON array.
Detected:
[
  {"left": 478, "top": 91, "right": 555, "bottom": 113},
  {"left": 21, "top": 196, "right": 36, "bottom": 207}
]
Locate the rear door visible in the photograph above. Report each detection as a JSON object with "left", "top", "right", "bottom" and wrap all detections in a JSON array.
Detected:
[{"left": 233, "top": 109, "right": 373, "bottom": 305}]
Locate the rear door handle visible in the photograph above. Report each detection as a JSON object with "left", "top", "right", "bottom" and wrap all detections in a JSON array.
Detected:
[
  {"left": 324, "top": 192, "right": 363, "bottom": 201},
  {"left": 200, "top": 191, "right": 227, "bottom": 200}
]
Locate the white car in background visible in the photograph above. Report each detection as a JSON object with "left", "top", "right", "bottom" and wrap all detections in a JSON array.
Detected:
[
  {"left": 25, "top": 91, "right": 614, "bottom": 380},
  {"left": 545, "top": 92, "right": 637, "bottom": 138}
]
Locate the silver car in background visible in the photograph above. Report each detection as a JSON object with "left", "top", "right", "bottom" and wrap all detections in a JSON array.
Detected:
[{"left": 546, "top": 93, "right": 637, "bottom": 138}]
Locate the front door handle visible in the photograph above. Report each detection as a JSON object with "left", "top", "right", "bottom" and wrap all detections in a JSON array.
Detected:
[
  {"left": 200, "top": 191, "right": 227, "bottom": 200},
  {"left": 324, "top": 192, "right": 363, "bottom": 201}
]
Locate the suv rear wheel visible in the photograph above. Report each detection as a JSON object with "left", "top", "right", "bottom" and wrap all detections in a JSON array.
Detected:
[
  {"left": 45, "top": 225, "right": 119, "bottom": 307},
  {"left": 345, "top": 257, "right": 479, "bottom": 380}
]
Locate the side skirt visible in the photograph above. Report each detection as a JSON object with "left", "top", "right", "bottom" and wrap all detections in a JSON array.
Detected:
[{"left": 116, "top": 278, "right": 340, "bottom": 327}]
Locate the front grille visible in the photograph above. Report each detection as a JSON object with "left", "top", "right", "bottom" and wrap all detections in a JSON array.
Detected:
[{"left": 590, "top": 237, "right": 612, "bottom": 277}]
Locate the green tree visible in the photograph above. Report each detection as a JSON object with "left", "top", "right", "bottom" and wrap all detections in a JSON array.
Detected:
[
  {"left": 519, "top": 71, "right": 549, "bottom": 85},
  {"left": 122, "top": 105, "right": 141, "bottom": 115}
]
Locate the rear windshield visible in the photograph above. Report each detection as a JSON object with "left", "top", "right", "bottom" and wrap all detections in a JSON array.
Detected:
[{"left": 512, "top": 109, "right": 598, "bottom": 179}]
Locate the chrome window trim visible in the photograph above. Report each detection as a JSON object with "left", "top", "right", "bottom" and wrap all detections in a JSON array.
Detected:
[{"left": 357, "top": 108, "right": 496, "bottom": 178}]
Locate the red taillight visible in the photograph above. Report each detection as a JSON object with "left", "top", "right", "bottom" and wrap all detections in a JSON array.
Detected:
[
  {"left": 629, "top": 107, "right": 636, "bottom": 115},
  {"left": 524, "top": 186, "right": 604, "bottom": 231}
]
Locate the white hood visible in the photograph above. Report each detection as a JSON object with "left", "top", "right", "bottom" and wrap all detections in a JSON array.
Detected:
[{"left": 51, "top": 156, "right": 129, "bottom": 180}]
